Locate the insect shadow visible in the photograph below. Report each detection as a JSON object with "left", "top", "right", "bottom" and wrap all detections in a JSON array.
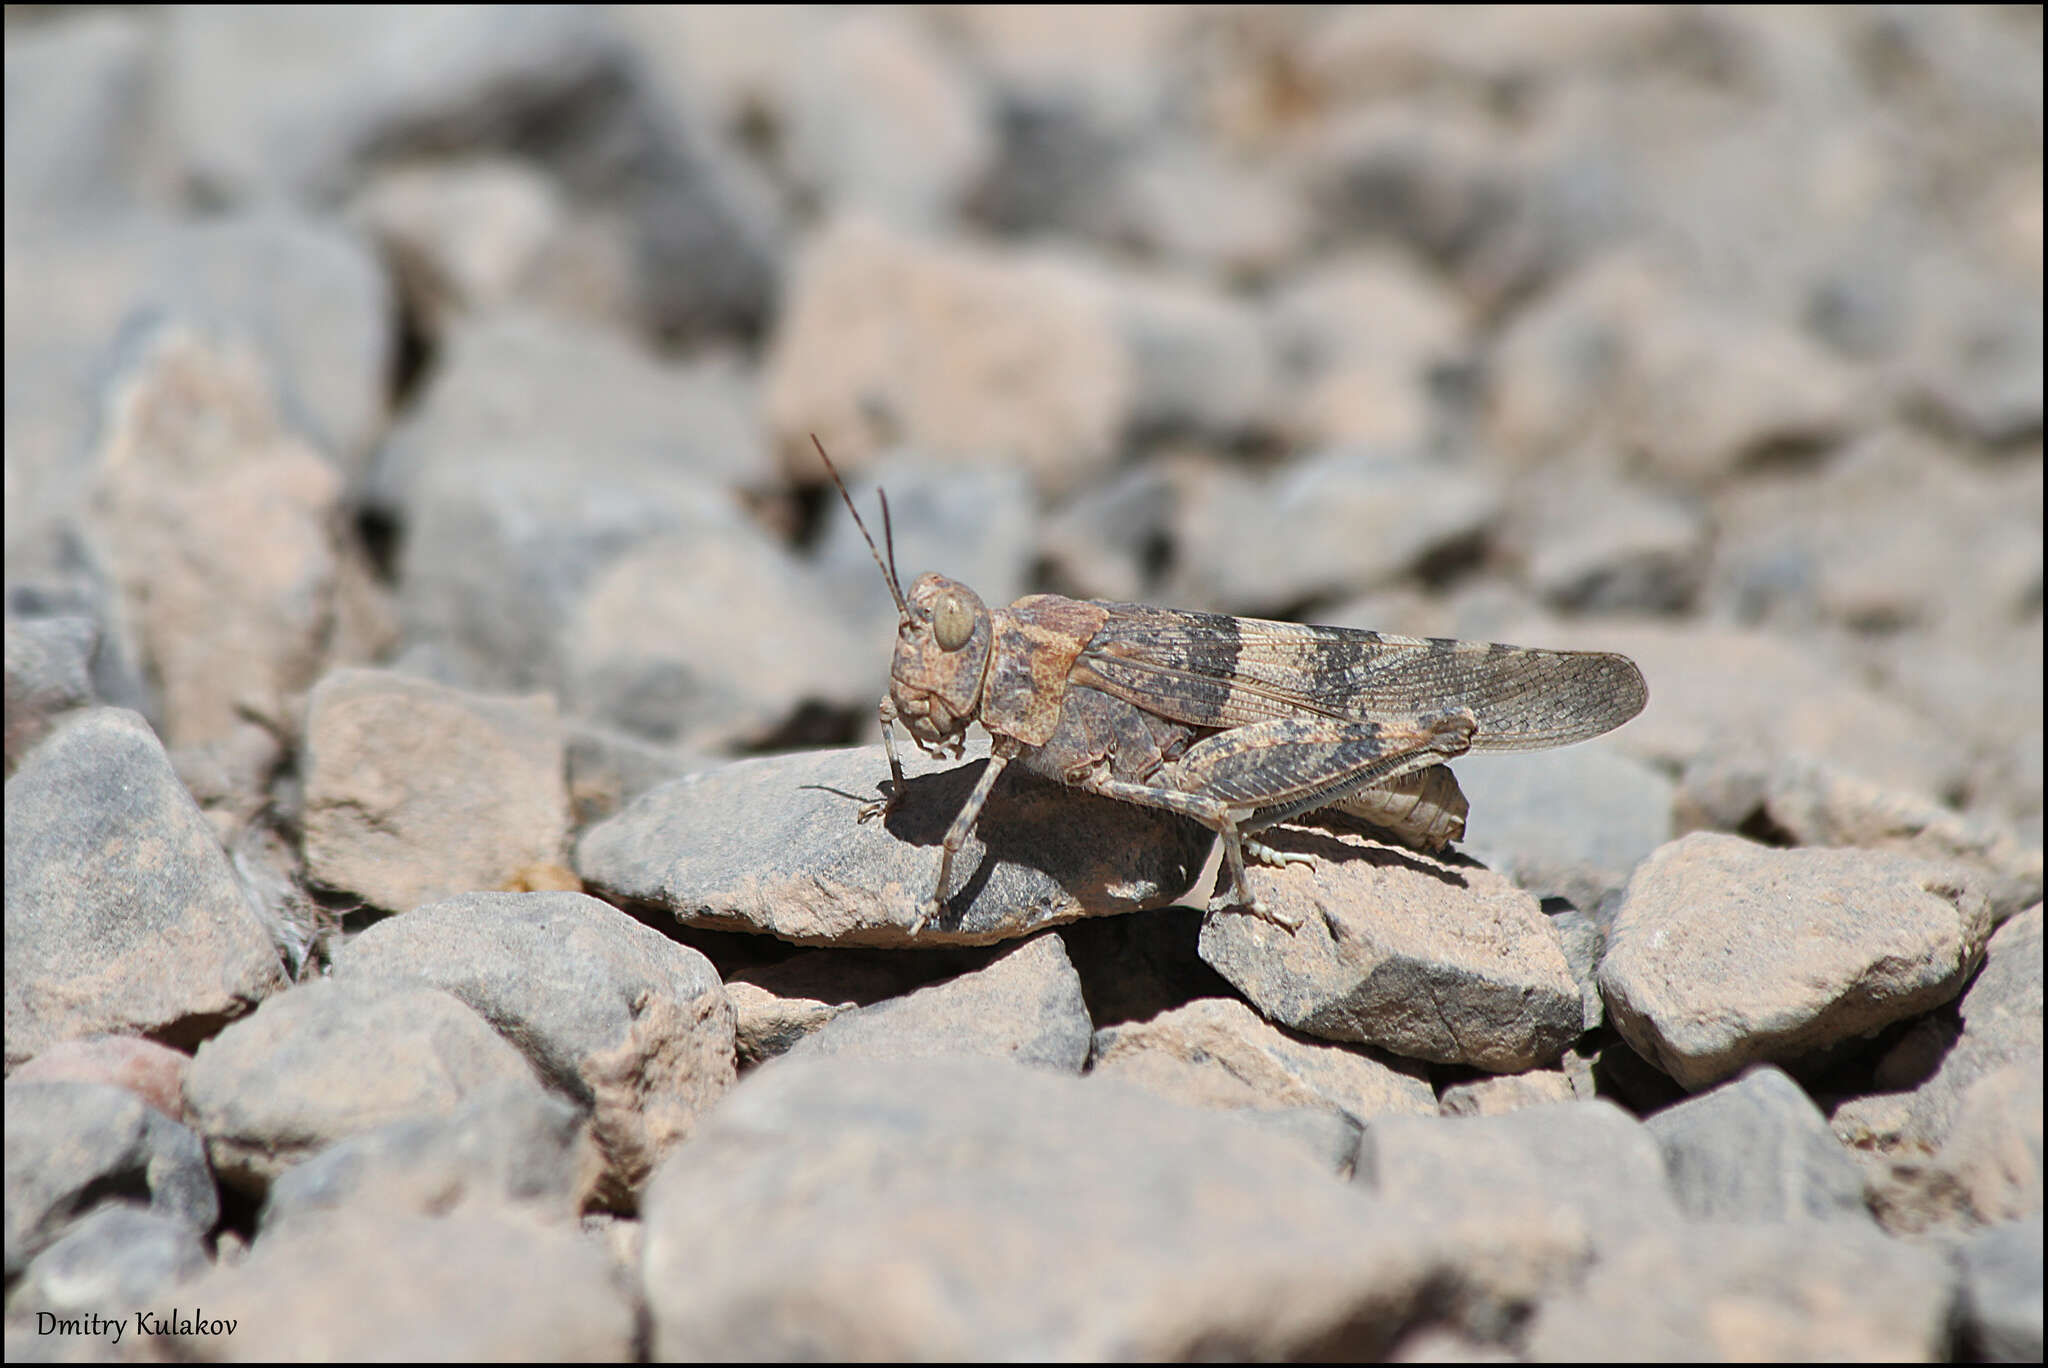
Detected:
[
  {"left": 809, "top": 759, "right": 1212, "bottom": 927},
  {"left": 811, "top": 758, "right": 1472, "bottom": 922},
  {"left": 1256, "top": 816, "right": 1476, "bottom": 890}
]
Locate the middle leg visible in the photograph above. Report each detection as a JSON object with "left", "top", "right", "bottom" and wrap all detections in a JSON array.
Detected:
[{"left": 1078, "top": 709, "right": 1478, "bottom": 923}]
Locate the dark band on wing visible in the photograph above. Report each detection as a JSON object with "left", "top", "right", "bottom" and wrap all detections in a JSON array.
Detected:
[{"left": 1077, "top": 603, "right": 1646, "bottom": 751}]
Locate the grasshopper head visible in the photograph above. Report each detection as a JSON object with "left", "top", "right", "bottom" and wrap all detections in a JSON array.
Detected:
[
  {"left": 806, "top": 434, "right": 991, "bottom": 755},
  {"left": 891, "top": 572, "right": 992, "bottom": 754}
]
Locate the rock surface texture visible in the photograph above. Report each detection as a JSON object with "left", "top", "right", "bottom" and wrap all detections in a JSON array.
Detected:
[{"left": 4, "top": 6, "right": 2039, "bottom": 1361}]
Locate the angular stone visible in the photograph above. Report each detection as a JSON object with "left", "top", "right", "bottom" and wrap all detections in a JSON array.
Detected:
[
  {"left": 1645, "top": 1065, "right": 1869, "bottom": 1223},
  {"left": 392, "top": 445, "right": 745, "bottom": 699},
  {"left": 564, "top": 718, "right": 712, "bottom": 828},
  {"left": 181, "top": 978, "right": 546, "bottom": 1197},
  {"left": 726, "top": 945, "right": 999, "bottom": 1067},
  {"left": 785, "top": 932, "right": 1090, "bottom": 1072},
  {"left": 1934, "top": 1063, "right": 2044, "bottom": 1228},
  {"left": 83, "top": 326, "right": 341, "bottom": 752},
  {"left": 1090, "top": 996, "right": 1435, "bottom": 1127},
  {"left": 332, "top": 891, "right": 735, "bottom": 1207},
  {"left": 1453, "top": 741, "right": 1675, "bottom": 912},
  {"left": 5, "top": 212, "right": 389, "bottom": 613},
  {"left": 577, "top": 739, "right": 1208, "bottom": 947},
  {"left": 1199, "top": 832, "right": 1581, "bottom": 1071},
  {"left": 1436, "top": 1069, "right": 1578, "bottom": 1117},
  {"left": 5, "top": 709, "right": 285, "bottom": 1066},
  {"left": 1859, "top": 905, "right": 2042, "bottom": 1150},
  {"left": 1600, "top": 833, "right": 1995, "bottom": 1090},
  {"left": 299, "top": 669, "right": 569, "bottom": 913}
]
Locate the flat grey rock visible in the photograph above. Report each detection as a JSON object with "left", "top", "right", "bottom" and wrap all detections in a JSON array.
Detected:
[
  {"left": 1645, "top": 1064, "right": 1869, "bottom": 1223},
  {"left": 577, "top": 739, "right": 1209, "bottom": 946},
  {"left": 563, "top": 522, "right": 873, "bottom": 749},
  {"left": 784, "top": 931, "right": 1091, "bottom": 1071},
  {"left": 725, "top": 943, "right": 1001, "bottom": 1066},
  {"left": 1169, "top": 444, "right": 1502, "bottom": 615},
  {"left": 393, "top": 444, "right": 745, "bottom": 701}
]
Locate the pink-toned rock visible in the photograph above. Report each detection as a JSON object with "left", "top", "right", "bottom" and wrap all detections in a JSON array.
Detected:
[
  {"left": 1090, "top": 996, "right": 1435, "bottom": 1124},
  {"left": 300, "top": 668, "right": 569, "bottom": 913},
  {"left": 84, "top": 327, "right": 341, "bottom": 751},
  {"left": 1436, "top": 1069, "right": 1579, "bottom": 1117},
  {"left": 1600, "top": 832, "right": 1995, "bottom": 1090},
  {"left": 762, "top": 213, "right": 1131, "bottom": 495},
  {"left": 12, "top": 1036, "right": 192, "bottom": 1123}
]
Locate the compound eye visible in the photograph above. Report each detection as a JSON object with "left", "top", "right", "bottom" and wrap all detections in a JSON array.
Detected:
[{"left": 933, "top": 592, "right": 975, "bottom": 651}]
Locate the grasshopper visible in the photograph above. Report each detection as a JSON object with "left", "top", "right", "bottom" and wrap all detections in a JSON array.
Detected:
[{"left": 812, "top": 437, "right": 1647, "bottom": 933}]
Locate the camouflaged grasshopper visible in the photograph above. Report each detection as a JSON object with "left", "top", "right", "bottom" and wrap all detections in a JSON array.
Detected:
[{"left": 813, "top": 437, "right": 1647, "bottom": 933}]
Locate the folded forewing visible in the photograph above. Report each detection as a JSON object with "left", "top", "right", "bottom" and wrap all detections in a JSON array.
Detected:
[{"left": 1072, "top": 603, "right": 1646, "bottom": 752}]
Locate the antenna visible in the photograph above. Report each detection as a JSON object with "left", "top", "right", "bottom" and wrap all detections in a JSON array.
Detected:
[{"left": 811, "top": 433, "right": 909, "bottom": 622}]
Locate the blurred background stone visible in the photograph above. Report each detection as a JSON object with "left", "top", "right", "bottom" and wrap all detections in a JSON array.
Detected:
[{"left": 5, "top": 5, "right": 2039, "bottom": 1357}]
